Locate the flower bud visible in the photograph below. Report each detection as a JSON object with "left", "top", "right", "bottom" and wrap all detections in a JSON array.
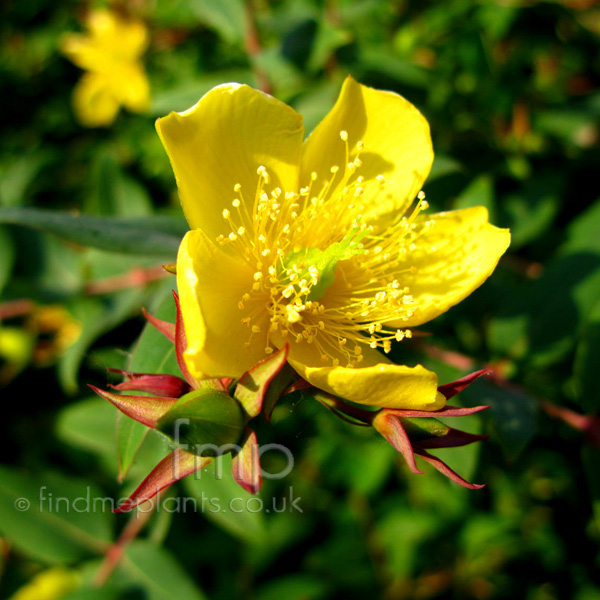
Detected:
[{"left": 157, "top": 388, "right": 246, "bottom": 455}]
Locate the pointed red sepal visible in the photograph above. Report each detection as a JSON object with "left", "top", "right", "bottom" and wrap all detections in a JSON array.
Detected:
[
  {"left": 234, "top": 345, "right": 289, "bottom": 419},
  {"left": 172, "top": 291, "right": 197, "bottom": 388},
  {"left": 413, "top": 448, "right": 485, "bottom": 490},
  {"left": 232, "top": 428, "right": 261, "bottom": 494},
  {"left": 283, "top": 378, "right": 312, "bottom": 395},
  {"left": 115, "top": 449, "right": 212, "bottom": 513},
  {"left": 88, "top": 385, "right": 178, "bottom": 428},
  {"left": 418, "top": 428, "right": 489, "bottom": 449},
  {"left": 107, "top": 370, "right": 192, "bottom": 398},
  {"left": 437, "top": 369, "right": 491, "bottom": 400},
  {"left": 387, "top": 404, "right": 491, "bottom": 418},
  {"left": 221, "top": 377, "right": 234, "bottom": 389},
  {"left": 373, "top": 412, "right": 424, "bottom": 475},
  {"left": 142, "top": 307, "right": 176, "bottom": 343}
]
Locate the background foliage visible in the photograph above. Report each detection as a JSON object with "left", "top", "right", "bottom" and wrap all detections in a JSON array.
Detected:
[{"left": 1, "top": 0, "right": 599, "bottom": 598}]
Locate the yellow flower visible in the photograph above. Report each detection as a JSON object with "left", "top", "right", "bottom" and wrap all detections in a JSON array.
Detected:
[
  {"left": 8, "top": 568, "right": 80, "bottom": 600},
  {"left": 61, "top": 9, "right": 150, "bottom": 127},
  {"left": 157, "top": 77, "right": 510, "bottom": 410}
]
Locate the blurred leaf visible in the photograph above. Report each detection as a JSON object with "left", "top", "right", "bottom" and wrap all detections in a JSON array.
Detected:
[
  {"left": 292, "top": 79, "right": 340, "bottom": 135},
  {"left": 376, "top": 509, "right": 437, "bottom": 578},
  {"left": 256, "top": 574, "right": 327, "bottom": 600},
  {"left": 427, "top": 154, "right": 463, "bottom": 182},
  {"left": 190, "top": 0, "right": 246, "bottom": 46},
  {"left": 0, "top": 224, "right": 15, "bottom": 294},
  {"left": 501, "top": 175, "right": 561, "bottom": 249},
  {"left": 0, "top": 208, "right": 186, "bottom": 258},
  {"left": 0, "top": 152, "right": 48, "bottom": 208},
  {"left": 58, "top": 290, "right": 146, "bottom": 394},
  {"left": 490, "top": 201, "right": 600, "bottom": 365},
  {"left": 360, "top": 48, "right": 430, "bottom": 88},
  {"left": 582, "top": 446, "right": 600, "bottom": 538},
  {"left": 64, "top": 586, "right": 133, "bottom": 600},
  {"left": 454, "top": 174, "right": 496, "bottom": 220},
  {"left": 184, "top": 454, "right": 266, "bottom": 543},
  {"left": 10, "top": 229, "right": 83, "bottom": 300},
  {"left": 536, "top": 109, "right": 596, "bottom": 148},
  {"left": 117, "top": 289, "right": 179, "bottom": 480},
  {"left": 150, "top": 71, "right": 255, "bottom": 116},
  {"left": 562, "top": 199, "right": 600, "bottom": 255},
  {"left": 56, "top": 396, "right": 118, "bottom": 473},
  {"left": 123, "top": 540, "right": 207, "bottom": 600},
  {"left": 88, "top": 153, "right": 152, "bottom": 217},
  {"left": 0, "top": 467, "right": 112, "bottom": 564},
  {"left": 307, "top": 22, "right": 351, "bottom": 73},
  {"left": 465, "top": 379, "right": 537, "bottom": 461},
  {"left": 573, "top": 300, "right": 600, "bottom": 413}
]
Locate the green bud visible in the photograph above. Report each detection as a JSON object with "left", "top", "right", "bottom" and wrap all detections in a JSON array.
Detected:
[{"left": 156, "top": 388, "right": 246, "bottom": 456}]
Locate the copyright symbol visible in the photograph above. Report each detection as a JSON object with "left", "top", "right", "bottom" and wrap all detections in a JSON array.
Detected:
[{"left": 14, "top": 498, "right": 30, "bottom": 511}]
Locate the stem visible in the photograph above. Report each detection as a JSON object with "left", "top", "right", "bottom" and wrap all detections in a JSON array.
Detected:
[
  {"left": 244, "top": 0, "right": 271, "bottom": 94},
  {"left": 0, "top": 299, "right": 35, "bottom": 320},
  {"left": 94, "top": 504, "right": 155, "bottom": 587},
  {"left": 85, "top": 265, "right": 169, "bottom": 295}
]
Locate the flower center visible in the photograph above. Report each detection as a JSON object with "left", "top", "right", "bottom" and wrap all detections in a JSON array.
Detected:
[{"left": 215, "top": 131, "right": 434, "bottom": 367}]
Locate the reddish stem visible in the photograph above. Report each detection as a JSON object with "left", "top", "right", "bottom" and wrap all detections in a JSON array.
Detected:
[
  {"left": 94, "top": 504, "right": 155, "bottom": 586},
  {"left": 244, "top": 0, "right": 272, "bottom": 94}
]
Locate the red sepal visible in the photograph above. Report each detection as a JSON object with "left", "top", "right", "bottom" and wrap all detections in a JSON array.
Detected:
[
  {"left": 232, "top": 428, "right": 261, "bottom": 494},
  {"left": 88, "top": 385, "right": 177, "bottom": 428},
  {"left": 115, "top": 449, "right": 211, "bottom": 513},
  {"left": 437, "top": 369, "right": 491, "bottom": 400},
  {"left": 107, "top": 370, "right": 191, "bottom": 398}
]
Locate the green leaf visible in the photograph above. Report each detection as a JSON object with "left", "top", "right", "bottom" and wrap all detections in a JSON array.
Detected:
[
  {"left": 256, "top": 575, "right": 328, "bottom": 600},
  {"left": 427, "top": 155, "right": 463, "bottom": 182},
  {"left": 0, "top": 208, "right": 186, "bottom": 257},
  {"left": 56, "top": 396, "right": 118, "bottom": 473},
  {"left": 360, "top": 47, "right": 430, "bottom": 88},
  {"left": 573, "top": 300, "right": 600, "bottom": 413},
  {"left": 117, "top": 288, "right": 179, "bottom": 480},
  {"left": 58, "top": 290, "right": 146, "bottom": 394},
  {"left": 150, "top": 71, "right": 255, "bottom": 116},
  {"left": 88, "top": 152, "right": 152, "bottom": 217},
  {"left": 464, "top": 380, "right": 537, "bottom": 461},
  {"left": 190, "top": 0, "right": 246, "bottom": 46},
  {"left": 123, "top": 540, "right": 207, "bottom": 600},
  {"left": 184, "top": 454, "right": 266, "bottom": 543},
  {"left": 0, "top": 467, "right": 113, "bottom": 564},
  {"left": 0, "top": 224, "right": 15, "bottom": 294},
  {"left": 454, "top": 174, "right": 496, "bottom": 220},
  {"left": 500, "top": 175, "right": 561, "bottom": 249},
  {"left": 307, "top": 22, "right": 352, "bottom": 73},
  {"left": 0, "top": 152, "right": 48, "bottom": 208}
]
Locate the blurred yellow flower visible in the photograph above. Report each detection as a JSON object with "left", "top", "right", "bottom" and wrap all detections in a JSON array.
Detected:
[
  {"left": 157, "top": 77, "right": 510, "bottom": 410},
  {"left": 61, "top": 9, "right": 150, "bottom": 127},
  {"left": 8, "top": 568, "right": 79, "bottom": 600}
]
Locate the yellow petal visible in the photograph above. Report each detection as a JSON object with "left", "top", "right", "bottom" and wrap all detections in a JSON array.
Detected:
[
  {"left": 274, "top": 329, "right": 442, "bottom": 409},
  {"left": 300, "top": 76, "right": 433, "bottom": 220},
  {"left": 157, "top": 84, "right": 304, "bottom": 238},
  {"left": 86, "top": 9, "right": 148, "bottom": 59},
  {"left": 294, "top": 358, "right": 443, "bottom": 410},
  {"left": 72, "top": 73, "right": 120, "bottom": 127},
  {"left": 111, "top": 63, "right": 150, "bottom": 113},
  {"left": 391, "top": 206, "right": 511, "bottom": 328},
  {"left": 177, "top": 229, "right": 270, "bottom": 379}
]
